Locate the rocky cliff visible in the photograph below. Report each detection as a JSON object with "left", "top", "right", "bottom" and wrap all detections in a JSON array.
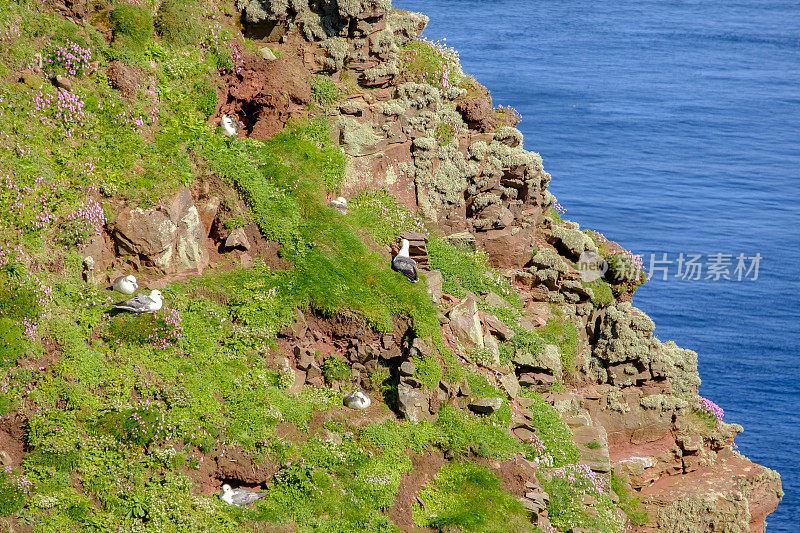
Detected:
[{"left": 0, "top": 0, "right": 781, "bottom": 531}]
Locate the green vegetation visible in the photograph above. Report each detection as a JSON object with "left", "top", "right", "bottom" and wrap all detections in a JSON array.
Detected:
[
  {"left": 585, "top": 440, "right": 602, "bottom": 449},
  {"left": 524, "top": 394, "right": 581, "bottom": 467},
  {"left": 413, "top": 462, "right": 534, "bottom": 532},
  {"left": 539, "top": 317, "right": 579, "bottom": 380},
  {"left": 399, "top": 38, "right": 463, "bottom": 92},
  {"left": 545, "top": 206, "right": 563, "bottom": 224},
  {"left": 428, "top": 236, "right": 519, "bottom": 307},
  {"left": 583, "top": 278, "right": 614, "bottom": 307},
  {"left": 321, "top": 356, "right": 351, "bottom": 383},
  {"left": 349, "top": 190, "right": 428, "bottom": 246},
  {"left": 544, "top": 465, "right": 626, "bottom": 532},
  {"left": 155, "top": 0, "right": 203, "bottom": 46},
  {"left": 610, "top": 473, "right": 649, "bottom": 526},
  {"left": 413, "top": 355, "right": 443, "bottom": 390},
  {"left": 310, "top": 75, "right": 339, "bottom": 110}
]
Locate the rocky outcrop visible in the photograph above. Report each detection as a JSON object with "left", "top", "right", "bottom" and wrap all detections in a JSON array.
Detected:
[
  {"left": 113, "top": 187, "right": 209, "bottom": 274},
  {"left": 218, "top": 2, "right": 783, "bottom": 529}
]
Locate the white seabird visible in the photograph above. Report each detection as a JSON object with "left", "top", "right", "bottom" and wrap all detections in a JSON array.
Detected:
[
  {"left": 343, "top": 390, "right": 371, "bottom": 410},
  {"left": 219, "top": 114, "right": 239, "bottom": 138},
  {"left": 329, "top": 196, "right": 348, "bottom": 214},
  {"left": 220, "top": 484, "right": 267, "bottom": 506},
  {"left": 112, "top": 275, "right": 138, "bottom": 295},
  {"left": 391, "top": 239, "right": 418, "bottom": 283},
  {"left": 114, "top": 290, "right": 163, "bottom": 313}
]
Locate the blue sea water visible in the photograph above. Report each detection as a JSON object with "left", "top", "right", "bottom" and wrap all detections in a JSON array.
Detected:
[{"left": 395, "top": 0, "right": 799, "bottom": 529}]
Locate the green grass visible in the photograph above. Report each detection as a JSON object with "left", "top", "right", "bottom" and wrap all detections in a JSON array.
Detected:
[
  {"left": 399, "top": 39, "right": 463, "bottom": 92},
  {"left": 310, "top": 75, "right": 339, "bottom": 110},
  {"left": 544, "top": 466, "right": 626, "bottom": 532},
  {"left": 610, "top": 473, "right": 649, "bottom": 526},
  {"left": 523, "top": 394, "right": 580, "bottom": 467},
  {"left": 427, "top": 236, "right": 519, "bottom": 307},
  {"left": 413, "top": 462, "right": 534, "bottom": 532},
  {"left": 583, "top": 279, "right": 614, "bottom": 307},
  {"left": 155, "top": 0, "right": 204, "bottom": 46},
  {"left": 538, "top": 317, "right": 578, "bottom": 381},
  {"left": 349, "top": 190, "right": 428, "bottom": 246}
]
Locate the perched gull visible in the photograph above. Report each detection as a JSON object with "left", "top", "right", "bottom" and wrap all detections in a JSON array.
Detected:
[
  {"left": 114, "top": 290, "right": 163, "bottom": 313},
  {"left": 112, "top": 275, "right": 138, "bottom": 295},
  {"left": 219, "top": 114, "right": 239, "bottom": 138},
  {"left": 343, "top": 390, "right": 371, "bottom": 410},
  {"left": 220, "top": 484, "right": 266, "bottom": 506},
  {"left": 391, "top": 239, "right": 418, "bottom": 283},
  {"left": 329, "top": 196, "right": 348, "bottom": 214}
]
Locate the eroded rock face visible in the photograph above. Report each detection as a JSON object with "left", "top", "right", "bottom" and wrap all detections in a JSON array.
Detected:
[
  {"left": 114, "top": 188, "right": 209, "bottom": 274},
  {"left": 448, "top": 294, "right": 483, "bottom": 348}
]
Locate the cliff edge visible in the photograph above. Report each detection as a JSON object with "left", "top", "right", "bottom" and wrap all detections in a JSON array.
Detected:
[{"left": 0, "top": 0, "right": 781, "bottom": 531}]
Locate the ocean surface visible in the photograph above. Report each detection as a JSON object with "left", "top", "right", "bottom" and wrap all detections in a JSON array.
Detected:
[{"left": 395, "top": 0, "right": 799, "bottom": 529}]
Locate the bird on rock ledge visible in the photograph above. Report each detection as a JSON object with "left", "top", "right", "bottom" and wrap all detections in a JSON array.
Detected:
[{"left": 391, "top": 238, "right": 418, "bottom": 283}]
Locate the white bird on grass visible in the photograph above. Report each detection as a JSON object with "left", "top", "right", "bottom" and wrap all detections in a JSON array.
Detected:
[
  {"left": 114, "top": 290, "right": 163, "bottom": 313},
  {"left": 391, "top": 239, "right": 418, "bottom": 283},
  {"left": 112, "top": 274, "right": 138, "bottom": 295},
  {"left": 220, "top": 484, "right": 267, "bottom": 506},
  {"left": 343, "top": 390, "right": 371, "bottom": 410},
  {"left": 220, "top": 114, "right": 239, "bottom": 138},
  {"left": 329, "top": 196, "right": 348, "bottom": 214}
]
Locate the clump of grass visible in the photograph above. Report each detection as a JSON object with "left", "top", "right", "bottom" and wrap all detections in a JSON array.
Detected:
[
  {"left": 498, "top": 327, "right": 544, "bottom": 367},
  {"left": 539, "top": 318, "right": 578, "bottom": 380},
  {"left": 399, "top": 38, "right": 462, "bottom": 94},
  {"left": 413, "top": 355, "right": 442, "bottom": 391},
  {"left": 583, "top": 278, "right": 614, "bottom": 307},
  {"left": 545, "top": 464, "right": 626, "bottom": 532},
  {"left": 434, "top": 406, "right": 521, "bottom": 460},
  {"left": 427, "top": 236, "right": 518, "bottom": 306},
  {"left": 349, "top": 190, "right": 428, "bottom": 246},
  {"left": 434, "top": 118, "right": 460, "bottom": 146},
  {"left": 310, "top": 75, "right": 339, "bottom": 110},
  {"left": 155, "top": 0, "right": 203, "bottom": 45},
  {"left": 321, "top": 356, "right": 351, "bottom": 383},
  {"left": 110, "top": 4, "right": 153, "bottom": 47},
  {"left": 413, "top": 462, "right": 534, "bottom": 532},
  {"left": 524, "top": 393, "right": 580, "bottom": 467},
  {"left": 610, "top": 474, "right": 649, "bottom": 526}
]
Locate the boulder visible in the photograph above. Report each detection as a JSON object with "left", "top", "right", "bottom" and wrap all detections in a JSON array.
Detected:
[
  {"left": 485, "top": 291, "right": 513, "bottom": 310},
  {"left": 482, "top": 332, "right": 501, "bottom": 366},
  {"left": 107, "top": 60, "right": 142, "bottom": 98},
  {"left": 518, "top": 371, "right": 555, "bottom": 392},
  {"left": 397, "top": 382, "right": 428, "bottom": 423},
  {"left": 468, "top": 397, "right": 503, "bottom": 414},
  {"left": 426, "top": 270, "right": 443, "bottom": 304},
  {"left": 483, "top": 313, "right": 515, "bottom": 341},
  {"left": 445, "top": 231, "right": 476, "bottom": 250},
  {"left": 456, "top": 88, "right": 493, "bottom": 132},
  {"left": 224, "top": 227, "right": 251, "bottom": 251},
  {"left": 259, "top": 46, "right": 277, "bottom": 60},
  {"left": 448, "top": 294, "right": 484, "bottom": 348},
  {"left": 551, "top": 225, "right": 598, "bottom": 260},
  {"left": 197, "top": 196, "right": 220, "bottom": 236},
  {"left": 399, "top": 360, "right": 415, "bottom": 377},
  {"left": 513, "top": 343, "right": 563, "bottom": 380},
  {"left": 114, "top": 188, "right": 209, "bottom": 274},
  {"left": 500, "top": 372, "right": 520, "bottom": 398}
]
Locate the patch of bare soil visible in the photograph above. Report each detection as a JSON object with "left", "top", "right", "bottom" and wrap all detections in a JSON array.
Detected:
[{"left": 387, "top": 450, "right": 445, "bottom": 532}]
